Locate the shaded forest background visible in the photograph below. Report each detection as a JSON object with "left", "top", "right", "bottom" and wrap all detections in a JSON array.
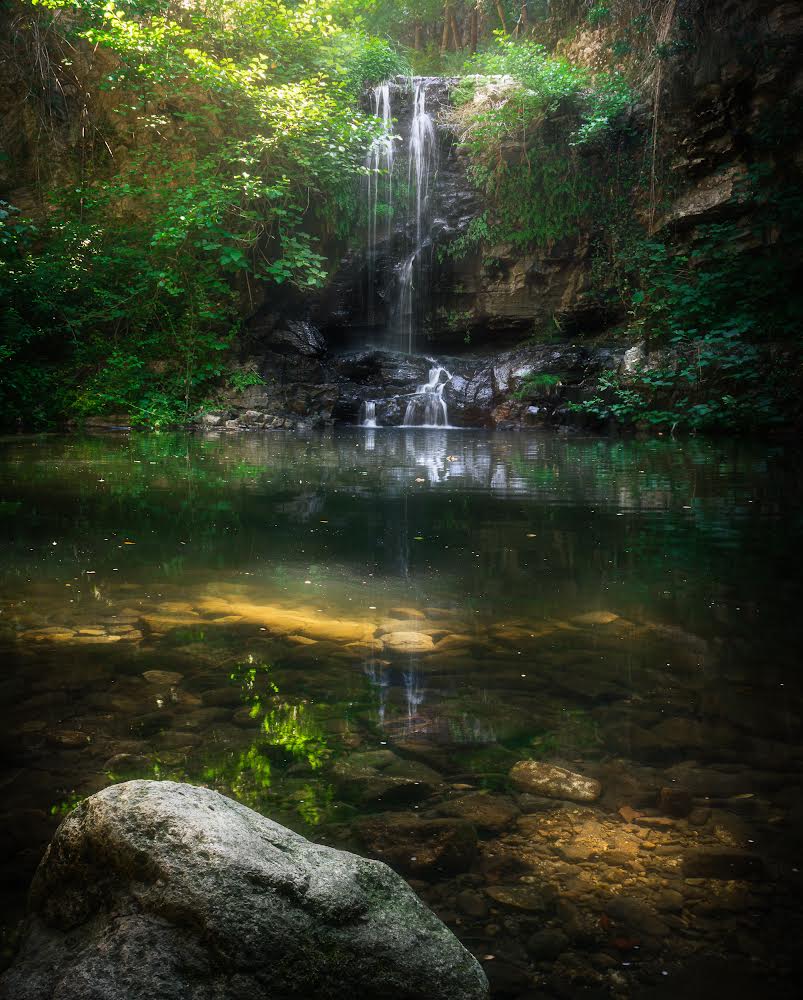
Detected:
[{"left": 1, "top": 0, "right": 801, "bottom": 431}]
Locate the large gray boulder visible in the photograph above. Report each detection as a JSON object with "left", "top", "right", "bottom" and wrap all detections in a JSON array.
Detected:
[{"left": 0, "top": 780, "right": 488, "bottom": 1000}]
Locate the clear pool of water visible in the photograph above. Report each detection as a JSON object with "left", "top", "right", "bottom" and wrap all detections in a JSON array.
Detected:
[{"left": 1, "top": 428, "right": 801, "bottom": 995}]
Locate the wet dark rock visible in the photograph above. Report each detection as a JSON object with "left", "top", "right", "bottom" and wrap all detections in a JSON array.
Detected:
[
  {"left": 527, "top": 928, "right": 569, "bottom": 960},
  {"left": 435, "top": 792, "right": 520, "bottom": 835},
  {"left": 455, "top": 889, "right": 489, "bottom": 919},
  {"left": 604, "top": 896, "right": 669, "bottom": 938},
  {"left": 268, "top": 320, "right": 326, "bottom": 356},
  {"left": 682, "top": 848, "right": 766, "bottom": 880},
  {"left": 0, "top": 781, "right": 488, "bottom": 1000},
  {"left": 485, "top": 885, "right": 557, "bottom": 914},
  {"left": 354, "top": 813, "right": 477, "bottom": 879},
  {"left": 46, "top": 729, "right": 91, "bottom": 749},
  {"left": 654, "top": 889, "right": 684, "bottom": 913},
  {"left": 481, "top": 957, "right": 532, "bottom": 997},
  {"left": 200, "top": 686, "right": 243, "bottom": 708},
  {"left": 103, "top": 753, "right": 150, "bottom": 775},
  {"left": 658, "top": 785, "right": 693, "bottom": 817},
  {"left": 332, "top": 751, "right": 443, "bottom": 806},
  {"left": 516, "top": 793, "right": 564, "bottom": 813}
]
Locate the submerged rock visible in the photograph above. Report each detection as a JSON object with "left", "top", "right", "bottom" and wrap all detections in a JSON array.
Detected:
[
  {"left": 0, "top": 780, "right": 488, "bottom": 1000},
  {"left": 382, "top": 630, "right": 437, "bottom": 654},
  {"left": 509, "top": 761, "right": 602, "bottom": 802},
  {"left": 332, "top": 752, "right": 443, "bottom": 806},
  {"left": 682, "top": 848, "right": 766, "bottom": 880},
  {"left": 354, "top": 813, "right": 477, "bottom": 879},
  {"left": 435, "top": 792, "right": 520, "bottom": 834}
]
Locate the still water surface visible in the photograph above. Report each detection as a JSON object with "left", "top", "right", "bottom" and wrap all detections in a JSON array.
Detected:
[{"left": 1, "top": 429, "right": 801, "bottom": 995}]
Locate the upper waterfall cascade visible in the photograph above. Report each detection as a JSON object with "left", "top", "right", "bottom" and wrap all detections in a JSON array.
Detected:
[{"left": 363, "top": 78, "right": 439, "bottom": 356}]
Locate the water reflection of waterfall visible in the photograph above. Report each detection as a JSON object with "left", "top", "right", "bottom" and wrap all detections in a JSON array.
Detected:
[
  {"left": 403, "top": 666, "right": 425, "bottom": 723},
  {"left": 363, "top": 659, "right": 390, "bottom": 728}
]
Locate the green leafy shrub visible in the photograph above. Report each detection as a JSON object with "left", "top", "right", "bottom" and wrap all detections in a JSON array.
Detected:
[
  {"left": 345, "top": 36, "right": 409, "bottom": 91},
  {"left": 587, "top": 4, "right": 611, "bottom": 26}
]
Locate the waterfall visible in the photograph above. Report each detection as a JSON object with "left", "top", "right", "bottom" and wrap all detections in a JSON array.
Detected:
[
  {"left": 403, "top": 365, "right": 452, "bottom": 428},
  {"left": 363, "top": 78, "right": 440, "bottom": 354},
  {"left": 408, "top": 82, "right": 436, "bottom": 252},
  {"left": 360, "top": 400, "right": 378, "bottom": 428},
  {"left": 358, "top": 78, "right": 455, "bottom": 429},
  {"left": 364, "top": 83, "right": 394, "bottom": 323},
  {"left": 393, "top": 80, "right": 438, "bottom": 354}
]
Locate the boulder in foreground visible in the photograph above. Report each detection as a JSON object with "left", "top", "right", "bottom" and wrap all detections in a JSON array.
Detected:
[{"left": 0, "top": 780, "right": 489, "bottom": 1000}]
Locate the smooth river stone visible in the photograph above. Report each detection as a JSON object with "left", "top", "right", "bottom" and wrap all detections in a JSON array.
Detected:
[
  {"left": 195, "top": 598, "right": 372, "bottom": 644},
  {"left": 571, "top": 611, "right": 620, "bottom": 626},
  {"left": 382, "top": 631, "right": 436, "bottom": 654},
  {"left": 388, "top": 606, "right": 427, "bottom": 620},
  {"left": 142, "top": 670, "right": 184, "bottom": 686},
  {"left": 509, "top": 761, "right": 602, "bottom": 803}
]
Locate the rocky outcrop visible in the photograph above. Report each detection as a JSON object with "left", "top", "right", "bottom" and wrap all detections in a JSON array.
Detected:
[
  {"left": 199, "top": 336, "right": 647, "bottom": 431},
  {"left": 0, "top": 780, "right": 489, "bottom": 1000}
]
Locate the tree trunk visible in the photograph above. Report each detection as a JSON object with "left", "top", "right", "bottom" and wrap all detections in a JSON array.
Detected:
[
  {"left": 414, "top": 21, "right": 423, "bottom": 51},
  {"left": 495, "top": 0, "right": 509, "bottom": 32},
  {"left": 450, "top": 11, "right": 462, "bottom": 50},
  {"left": 514, "top": 2, "right": 529, "bottom": 37},
  {"left": 441, "top": 3, "right": 451, "bottom": 53},
  {"left": 469, "top": 9, "right": 479, "bottom": 52}
]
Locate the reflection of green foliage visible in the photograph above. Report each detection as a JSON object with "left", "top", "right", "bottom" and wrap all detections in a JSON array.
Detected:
[
  {"left": 231, "top": 462, "right": 265, "bottom": 479},
  {"left": 199, "top": 655, "right": 331, "bottom": 819},
  {"left": 261, "top": 704, "right": 329, "bottom": 770},
  {"left": 295, "top": 783, "right": 334, "bottom": 826},
  {"left": 529, "top": 709, "right": 601, "bottom": 758},
  {"left": 113, "top": 655, "right": 334, "bottom": 825}
]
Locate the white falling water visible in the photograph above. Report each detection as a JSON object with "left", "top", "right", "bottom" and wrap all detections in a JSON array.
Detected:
[
  {"left": 394, "top": 80, "right": 438, "bottom": 354},
  {"left": 395, "top": 251, "right": 416, "bottom": 354},
  {"left": 403, "top": 365, "right": 452, "bottom": 427},
  {"left": 409, "top": 82, "right": 436, "bottom": 251},
  {"left": 365, "top": 84, "right": 395, "bottom": 323},
  {"left": 360, "top": 400, "right": 378, "bottom": 428}
]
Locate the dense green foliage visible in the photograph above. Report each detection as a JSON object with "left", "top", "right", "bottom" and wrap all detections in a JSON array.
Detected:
[
  {"left": 0, "top": 0, "right": 398, "bottom": 426},
  {"left": 445, "top": 38, "right": 634, "bottom": 256}
]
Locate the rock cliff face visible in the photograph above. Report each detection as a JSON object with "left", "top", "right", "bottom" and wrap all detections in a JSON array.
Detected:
[
  {"left": 0, "top": 780, "right": 489, "bottom": 1000},
  {"left": 316, "top": 77, "right": 605, "bottom": 353},
  {"left": 311, "top": 0, "right": 803, "bottom": 358}
]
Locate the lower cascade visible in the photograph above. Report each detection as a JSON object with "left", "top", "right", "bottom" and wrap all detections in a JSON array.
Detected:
[
  {"left": 403, "top": 365, "right": 452, "bottom": 428},
  {"left": 359, "top": 400, "right": 378, "bottom": 428}
]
